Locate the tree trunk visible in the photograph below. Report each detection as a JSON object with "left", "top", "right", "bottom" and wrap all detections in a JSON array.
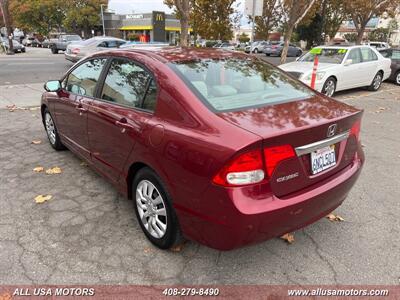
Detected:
[
  {"left": 0, "top": 0, "right": 13, "bottom": 54},
  {"left": 355, "top": 24, "right": 366, "bottom": 45},
  {"left": 280, "top": 26, "right": 293, "bottom": 64},
  {"left": 180, "top": 17, "right": 189, "bottom": 47}
]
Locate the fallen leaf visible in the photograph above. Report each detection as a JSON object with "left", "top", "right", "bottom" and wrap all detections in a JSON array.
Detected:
[
  {"left": 34, "top": 194, "right": 52, "bottom": 204},
  {"left": 31, "top": 140, "right": 42, "bottom": 145},
  {"left": 80, "top": 161, "right": 88, "bottom": 166},
  {"left": 143, "top": 247, "right": 153, "bottom": 253},
  {"left": 327, "top": 213, "right": 344, "bottom": 222},
  {"left": 170, "top": 241, "right": 187, "bottom": 252},
  {"left": 280, "top": 233, "right": 295, "bottom": 244},
  {"left": 33, "top": 166, "right": 44, "bottom": 173},
  {"left": 45, "top": 167, "right": 62, "bottom": 175}
]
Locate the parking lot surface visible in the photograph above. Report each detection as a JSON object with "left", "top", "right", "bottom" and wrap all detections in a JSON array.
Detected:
[{"left": 0, "top": 48, "right": 399, "bottom": 285}]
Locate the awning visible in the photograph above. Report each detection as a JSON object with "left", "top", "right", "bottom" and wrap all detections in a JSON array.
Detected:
[{"left": 120, "top": 25, "right": 153, "bottom": 30}]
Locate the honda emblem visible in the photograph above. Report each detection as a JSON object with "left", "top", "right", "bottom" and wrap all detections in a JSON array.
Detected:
[{"left": 327, "top": 124, "right": 337, "bottom": 137}]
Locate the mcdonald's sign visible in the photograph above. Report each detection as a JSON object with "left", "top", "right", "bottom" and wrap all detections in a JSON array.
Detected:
[{"left": 152, "top": 11, "right": 166, "bottom": 42}]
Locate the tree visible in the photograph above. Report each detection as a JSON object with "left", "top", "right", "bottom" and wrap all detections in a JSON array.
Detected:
[
  {"left": 322, "top": 0, "right": 349, "bottom": 42},
  {"left": 164, "top": 0, "right": 191, "bottom": 46},
  {"left": 238, "top": 32, "right": 250, "bottom": 43},
  {"left": 296, "top": 13, "right": 323, "bottom": 48},
  {"left": 343, "top": 32, "right": 357, "bottom": 43},
  {"left": 10, "top": 0, "right": 67, "bottom": 35},
  {"left": 368, "top": 27, "right": 389, "bottom": 42},
  {"left": 279, "top": 0, "right": 317, "bottom": 64},
  {"left": 191, "top": 0, "right": 235, "bottom": 40},
  {"left": 252, "top": 0, "right": 280, "bottom": 40},
  {"left": 0, "top": 0, "right": 13, "bottom": 53},
  {"left": 64, "top": 0, "right": 107, "bottom": 37},
  {"left": 344, "top": 0, "right": 399, "bottom": 45}
]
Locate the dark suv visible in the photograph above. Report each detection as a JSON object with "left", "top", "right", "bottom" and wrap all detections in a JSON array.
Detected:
[{"left": 379, "top": 48, "right": 400, "bottom": 85}]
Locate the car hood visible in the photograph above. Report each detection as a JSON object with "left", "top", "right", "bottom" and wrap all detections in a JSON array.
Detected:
[{"left": 279, "top": 62, "right": 339, "bottom": 75}]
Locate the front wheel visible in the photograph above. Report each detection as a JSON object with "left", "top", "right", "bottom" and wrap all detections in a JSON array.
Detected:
[
  {"left": 51, "top": 46, "right": 58, "bottom": 54},
  {"left": 43, "top": 108, "right": 65, "bottom": 150},
  {"left": 133, "top": 168, "right": 183, "bottom": 249},
  {"left": 368, "top": 72, "right": 383, "bottom": 91},
  {"left": 253, "top": 48, "right": 258, "bottom": 53},
  {"left": 322, "top": 77, "right": 336, "bottom": 97},
  {"left": 395, "top": 71, "right": 400, "bottom": 86}
]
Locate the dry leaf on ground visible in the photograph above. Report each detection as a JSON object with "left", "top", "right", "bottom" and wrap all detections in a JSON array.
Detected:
[
  {"left": 33, "top": 166, "right": 44, "bottom": 173},
  {"left": 31, "top": 140, "right": 42, "bottom": 145},
  {"left": 80, "top": 161, "right": 88, "bottom": 166},
  {"left": 170, "top": 242, "right": 187, "bottom": 252},
  {"left": 326, "top": 213, "right": 344, "bottom": 222},
  {"left": 34, "top": 194, "right": 52, "bottom": 204},
  {"left": 280, "top": 233, "right": 295, "bottom": 244},
  {"left": 45, "top": 167, "right": 62, "bottom": 175}
]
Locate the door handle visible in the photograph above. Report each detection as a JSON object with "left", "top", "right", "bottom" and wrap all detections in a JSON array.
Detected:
[
  {"left": 75, "top": 105, "right": 87, "bottom": 112},
  {"left": 115, "top": 118, "right": 134, "bottom": 131}
]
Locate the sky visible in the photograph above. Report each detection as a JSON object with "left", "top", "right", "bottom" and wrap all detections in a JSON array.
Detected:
[{"left": 108, "top": 0, "right": 249, "bottom": 27}]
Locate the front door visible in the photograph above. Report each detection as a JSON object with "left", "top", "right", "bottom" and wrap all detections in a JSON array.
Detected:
[
  {"left": 55, "top": 58, "right": 107, "bottom": 160},
  {"left": 340, "top": 48, "right": 363, "bottom": 90},
  {"left": 88, "top": 57, "right": 156, "bottom": 183}
]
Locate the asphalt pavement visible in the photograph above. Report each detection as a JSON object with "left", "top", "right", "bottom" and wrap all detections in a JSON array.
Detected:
[{"left": 0, "top": 47, "right": 399, "bottom": 285}]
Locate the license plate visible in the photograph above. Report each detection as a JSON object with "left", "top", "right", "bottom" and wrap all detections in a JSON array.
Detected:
[{"left": 311, "top": 145, "right": 336, "bottom": 174}]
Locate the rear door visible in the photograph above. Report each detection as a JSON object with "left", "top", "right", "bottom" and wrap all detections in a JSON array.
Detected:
[
  {"left": 88, "top": 57, "right": 156, "bottom": 183},
  {"left": 359, "top": 47, "right": 379, "bottom": 85}
]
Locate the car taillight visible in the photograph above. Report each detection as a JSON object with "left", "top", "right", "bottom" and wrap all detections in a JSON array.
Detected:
[
  {"left": 350, "top": 119, "right": 361, "bottom": 142},
  {"left": 264, "top": 145, "right": 295, "bottom": 177},
  {"left": 272, "top": 45, "right": 277, "bottom": 49},
  {"left": 213, "top": 144, "right": 296, "bottom": 187},
  {"left": 212, "top": 149, "right": 265, "bottom": 186},
  {"left": 72, "top": 48, "right": 80, "bottom": 54}
]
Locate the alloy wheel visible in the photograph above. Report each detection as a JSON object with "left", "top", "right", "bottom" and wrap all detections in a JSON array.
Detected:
[
  {"left": 396, "top": 72, "right": 400, "bottom": 85},
  {"left": 373, "top": 74, "right": 382, "bottom": 90},
  {"left": 136, "top": 180, "right": 167, "bottom": 239},
  {"left": 323, "top": 79, "right": 335, "bottom": 97},
  {"left": 45, "top": 112, "right": 56, "bottom": 145}
]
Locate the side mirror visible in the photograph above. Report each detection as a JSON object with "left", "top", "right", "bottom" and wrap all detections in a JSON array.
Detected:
[
  {"left": 344, "top": 59, "right": 353, "bottom": 66},
  {"left": 44, "top": 80, "right": 61, "bottom": 92}
]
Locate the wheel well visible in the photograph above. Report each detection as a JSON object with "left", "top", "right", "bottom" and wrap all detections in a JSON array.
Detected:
[
  {"left": 378, "top": 70, "right": 384, "bottom": 76},
  {"left": 126, "top": 162, "right": 149, "bottom": 199}
]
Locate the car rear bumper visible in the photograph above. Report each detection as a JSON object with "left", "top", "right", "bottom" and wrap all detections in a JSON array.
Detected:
[
  {"left": 64, "top": 53, "right": 80, "bottom": 62},
  {"left": 176, "top": 154, "right": 364, "bottom": 250}
]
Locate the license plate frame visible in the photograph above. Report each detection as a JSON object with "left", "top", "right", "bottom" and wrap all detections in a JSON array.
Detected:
[{"left": 311, "top": 145, "right": 336, "bottom": 175}]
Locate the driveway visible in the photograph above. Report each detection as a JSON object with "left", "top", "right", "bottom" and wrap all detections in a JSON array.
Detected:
[{"left": 0, "top": 82, "right": 399, "bottom": 285}]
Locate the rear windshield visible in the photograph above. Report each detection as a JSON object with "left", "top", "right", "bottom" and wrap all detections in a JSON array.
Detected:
[
  {"left": 299, "top": 48, "right": 346, "bottom": 64},
  {"left": 65, "top": 35, "right": 82, "bottom": 41},
  {"left": 169, "top": 58, "right": 314, "bottom": 112}
]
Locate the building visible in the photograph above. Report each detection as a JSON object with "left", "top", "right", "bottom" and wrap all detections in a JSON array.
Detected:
[{"left": 103, "top": 11, "right": 190, "bottom": 44}]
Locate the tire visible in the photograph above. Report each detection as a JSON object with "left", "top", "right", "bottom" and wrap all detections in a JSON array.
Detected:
[
  {"left": 265, "top": 53, "right": 270, "bottom": 56},
  {"left": 368, "top": 72, "right": 383, "bottom": 91},
  {"left": 395, "top": 71, "right": 400, "bottom": 86},
  {"left": 132, "top": 167, "right": 183, "bottom": 249},
  {"left": 51, "top": 46, "right": 58, "bottom": 54},
  {"left": 296, "top": 50, "right": 302, "bottom": 57},
  {"left": 43, "top": 108, "right": 65, "bottom": 150},
  {"left": 21, "top": 49, "right": 26, "bottom": 53},
  {"left": 322, "top": 77, "right": 336, "bottom": 97},
  {"left": 254, "top": 48, "right": 258, "bottom": 53}
]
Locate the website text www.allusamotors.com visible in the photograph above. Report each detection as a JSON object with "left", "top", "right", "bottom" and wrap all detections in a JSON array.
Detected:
[{"left": 288, "top": 288, "right": 389, "bottom": 297}]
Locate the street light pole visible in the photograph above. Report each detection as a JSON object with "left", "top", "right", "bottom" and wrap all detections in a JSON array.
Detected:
[
  {"left": 101, "top": 4, "right": 106, "bottom": 37},
  {"left": 250, "top": 0, "right": 256, "bottom": 43}
]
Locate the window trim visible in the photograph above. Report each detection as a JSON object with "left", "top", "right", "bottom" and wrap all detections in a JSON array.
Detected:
[{"left": 95, "top": 56, "right": 159, "bottom": 113}]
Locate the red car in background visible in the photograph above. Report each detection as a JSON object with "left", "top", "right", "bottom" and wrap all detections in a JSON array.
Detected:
[{"left": 41, "top": 47, "right": 364, "bottom": 250}]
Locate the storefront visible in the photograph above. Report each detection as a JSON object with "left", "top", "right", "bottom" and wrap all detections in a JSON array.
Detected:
[{"left": 119, "top": 11, "right": 191, "bottom": 44}]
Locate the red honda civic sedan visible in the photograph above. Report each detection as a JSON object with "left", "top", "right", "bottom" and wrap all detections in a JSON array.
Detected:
[{"left": 41, "top": 47, "right": 364, "bottom": 250}]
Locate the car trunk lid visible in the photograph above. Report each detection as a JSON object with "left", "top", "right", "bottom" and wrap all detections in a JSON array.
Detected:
[{"left": 218, "top": 96, "right": 363, "bottom": 197}]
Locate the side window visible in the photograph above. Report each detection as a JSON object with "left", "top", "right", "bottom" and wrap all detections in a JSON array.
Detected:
[
  {"left": 380, "top": 50, "right": 389, "bottom": 58},
  {"left": 101, "top": 59, "right": 154, "bottom": 109},
  {"left": 361, "top": 48, "right": 377, "bottom": 62},
  {"left": 97, "top": 42, "right": 107, "bottom": 48},
  {"left": 66, "top": 58, "right": 106, "bottom": 96},
  {"left": 392, "top": 50, "right": 400, "bottom": 60},
  {"left": 107, "top": 40, "right": 118, "bottom": 48},
  {"left": 142, "top": 79, "right": 157, "bottom": 111},
  {"left": 348, "top": 49, "right": 362, "bottom": 64}
]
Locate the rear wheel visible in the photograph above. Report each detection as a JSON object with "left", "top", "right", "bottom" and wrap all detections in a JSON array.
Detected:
[
  {"left": 395, "top": 71, "right": 400, "bottom": 86},
  {"left": 133, "top": 167, "right": 183, "bottom": 249},
  {"left": 322, "top": 77, "right": 336, "bottom": 97},
  {"left": 296, "top": 50, "right": 302, "bottom": 57},
  {"left": 253, "top": 48, "right": 258, "bottom": 53},
  {"left": 51, "top": 46, "right": 58, "bottom": 54},
  {"left": 368, "top": 72, "right": 383, "bottom": 91}
]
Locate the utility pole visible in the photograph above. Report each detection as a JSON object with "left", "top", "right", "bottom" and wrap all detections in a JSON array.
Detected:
[
  {"left": 250, "top": 0, "right": 256, "bottom": 43},
  {"left": 0, "top": 0, "right": 14, "bottom": 54},
  {"left": 101, "top": 4, "right": 106, "bottom": 36}
]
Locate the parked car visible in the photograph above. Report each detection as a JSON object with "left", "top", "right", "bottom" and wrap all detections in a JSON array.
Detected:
[
  {"left": 379, "top": 48, "right": 400, "bottom": 85},
  {"left": 22, "top": 37, "right": 41, "bottom": 47},
  {"left": 264, "top": 42, "right": 302, "bottom": 57},
  {"left": 41, "top": 47, "right": 364, "bottom": 250},
  {"left": 1, "top": 39, "right": 25, "bottom": 53},
  {"left": 244, "top": 41, "right": 269, "bottom": 53},
  {"left": 50, "top": 34, "right": 82, "bottom": 54},
  {"left": 64, "top": 36, "right": 126, "bottom": 62},
  {"left": 279, "top": 45, "right": 391, "bottom": 97},
  {"left": 42, "top": 38, "right": 51, "bottom": 48},
  {"left": 364, "top": 41, "right": 390, "bottom": 51},
  {"left": 213, "top": 42, "right": 235, "bottom": 51}
]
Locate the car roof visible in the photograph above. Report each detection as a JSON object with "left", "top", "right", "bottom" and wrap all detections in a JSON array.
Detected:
[
  {"left": 314, "top": 45, "right": 373, "bottom": 49},
  {"left": 97, "top": 47, "right": 248, "bottom": 63}
]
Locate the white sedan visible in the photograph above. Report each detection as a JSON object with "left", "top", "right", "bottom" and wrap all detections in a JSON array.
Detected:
[{"left": 279, "top": 45, "right": 392, "bottom": 97}]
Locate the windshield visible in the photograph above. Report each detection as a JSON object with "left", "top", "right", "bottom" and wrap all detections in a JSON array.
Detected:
[
  {"left": 66, "top": 35, "right": 82, "bottom": 41},
  {"left": 169, "top": 58, "right": 314, "bottom": 112},
  {"left": 299, "top": 48, "right": 347, "bottom": 64}
]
